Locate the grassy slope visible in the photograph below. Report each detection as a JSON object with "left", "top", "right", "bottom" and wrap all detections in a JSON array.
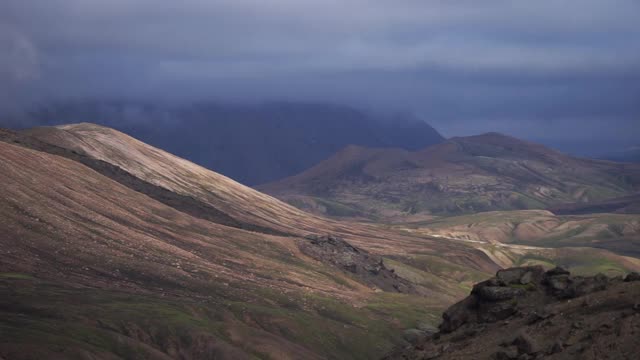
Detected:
[{"left": 0, "top": 274, "right": 443, "bottom": 360}]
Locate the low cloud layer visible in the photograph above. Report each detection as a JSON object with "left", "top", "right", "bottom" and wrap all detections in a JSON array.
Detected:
[{"left": 2, "top": 0, "right": 639, "bottom": 149}]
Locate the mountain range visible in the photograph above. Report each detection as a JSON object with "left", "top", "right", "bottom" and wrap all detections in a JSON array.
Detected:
[{"left": 261, "top": 132, "right": 640, "bottom": 220}]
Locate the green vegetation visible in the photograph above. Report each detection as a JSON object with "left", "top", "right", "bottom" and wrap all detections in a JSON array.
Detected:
[
  {"left": 559, "top": 257, "right": 629, "bottom": 277},
  {"left": 0, "top": 272, "right": 34, "bottom": 280},
  {"left": 315, "top": 198, "right": 363, "bottom": 218},
  {"left": 515, "top": 255, "right": 556, "bottom": 268},
  {"left": 0, "top": 273, "right": 444, "bottom": 360}
]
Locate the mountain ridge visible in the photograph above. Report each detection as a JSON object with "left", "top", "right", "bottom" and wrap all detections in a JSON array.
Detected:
[
  {"left": 261, "top": 133, "right": 640, "bottom": 220},
  {"left": 15, "top": 101, "right": 445, "bottom": 185}
]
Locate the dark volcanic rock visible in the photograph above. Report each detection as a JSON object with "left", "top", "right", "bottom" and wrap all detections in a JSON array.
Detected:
[
  {"left": 477, "top": 301, "right": 518, "bottom": 323},
  {"left": 495, "top": 346, "right": 519, "bottom": 360},
  {"left": 496, "top": 267, "right": 544, "bottom": 286},
  {"left": 476, "top": 286, "right": 525, "bottom": 302},
  {"left": 299, "top": 235, "right": 415, "bottom": 293},
  {"left": 625, "top": 272, "right": 640, "bottom": 282},
  {"left": 545, "top": 266, "right": 571, "bottom": 277},
  {"left": 402, "top": 329, "right": 429, "bottom": 345},
  {"left": 512, "top": 333, "right": 540, "bottom": 355},
  {"left": 384, "top": 266, "right": 639, "bottom": 360},
  {"left": 440, "top": 267, "right": 544, "bottom": 333},
  {"left": 544, "top": 271, "right": 610, "bottom": 299},
  {"left": 440, "top": 296, "right": 478, "bottom": 333}
]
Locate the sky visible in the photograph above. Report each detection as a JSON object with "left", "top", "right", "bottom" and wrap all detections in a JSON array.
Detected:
[{"left": 1, "top": 0, "right": 639, "bottom": 152}]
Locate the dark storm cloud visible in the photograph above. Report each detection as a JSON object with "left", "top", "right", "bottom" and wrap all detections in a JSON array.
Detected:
[{"left": 1, "top": 0, "right": 639, "bottom": 149}]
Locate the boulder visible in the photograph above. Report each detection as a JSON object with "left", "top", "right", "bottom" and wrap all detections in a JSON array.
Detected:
[
  {"left": 545, "top": 267, "right": 570, "bottom": 277},
  {"left": 403, "top": 329, "right": 428, "bottom": 345},
  {"left": 546, "top": 275, "right": 570, "bottom": 292},
  {"left": 478, "top": 301, "right": 518, "bottom": 323},
  {"left": 519, "top": 271, "right": 533, "bottom": 285},
  {"left": 495, "top": 346, "right": 519, "bottom": 360},
  {"left": 548, "top": 341, "right": 563, "bottom": 355},
  {"left": 556, "top": 274, "right": 609, "bottom": 299},
  {"left": 440, "top": 296, "right": 478, "bottom": 333},
  {"left": 625, "top": 272, "right": 640, "bottom": 282},
  {"left": 416, "top": 322, "right": 438, "bottom": 334},
  {"left": 512, "top": 333, "right": 540, "bottom": 355},
  {"left": 496, "top": 266, "right": 544, "bottom": 286},
  {"left": 477, "top": 286, "right": 525, "bottom": 302},
  {"left": 497, "top": 268, "right": 527, "bottom": 285}
]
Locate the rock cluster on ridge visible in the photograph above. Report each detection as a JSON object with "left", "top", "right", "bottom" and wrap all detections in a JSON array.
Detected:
[{"left": 385, "top": 266, "right": 640, "bottom": 359}]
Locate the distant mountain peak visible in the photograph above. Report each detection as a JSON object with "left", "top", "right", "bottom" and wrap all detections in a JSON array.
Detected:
[{"left": 262, "top": 133, "right": 640, "bottom": 219}]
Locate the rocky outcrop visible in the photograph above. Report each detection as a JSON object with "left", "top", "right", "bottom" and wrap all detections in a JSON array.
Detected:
[
  {"left": 385, "top": 266, "right": 640, "bottom": 359},
  {"left": 625, "top": 272, "right": 640, "bottom": 282},
  {"left": 300, "top": 235, "right": 415, "bottom": 293}
]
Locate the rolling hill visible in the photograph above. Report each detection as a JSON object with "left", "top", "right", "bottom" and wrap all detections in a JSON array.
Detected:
[
  {"left": 393, "top": 210, "right": 640, "bottom": 263},
  {"left": 260, "top": 133, "right": 640, "bottom": 220},
  {"left": 1, "top": 124, "right": 639, "bottom": 359}
]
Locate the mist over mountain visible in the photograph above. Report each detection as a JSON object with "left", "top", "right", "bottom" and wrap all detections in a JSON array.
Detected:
[{"left": 7, "top": 101, "right": 444, "bottom": 185}]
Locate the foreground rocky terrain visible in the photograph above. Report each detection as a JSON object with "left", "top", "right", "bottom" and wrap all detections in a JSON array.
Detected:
[{"left": 386, "top": 266, "right": 640, "bottom": 359}]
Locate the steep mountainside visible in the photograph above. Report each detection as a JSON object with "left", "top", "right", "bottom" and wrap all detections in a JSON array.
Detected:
[
  {"left": 261, "top": 133, "right": 640, "bottom": 220},
  {"left": 16, "top": 101, "right": 445, "bottom": 185},
  {"left": 385, "top": 266, "right": 640, "bottom": 360}
]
